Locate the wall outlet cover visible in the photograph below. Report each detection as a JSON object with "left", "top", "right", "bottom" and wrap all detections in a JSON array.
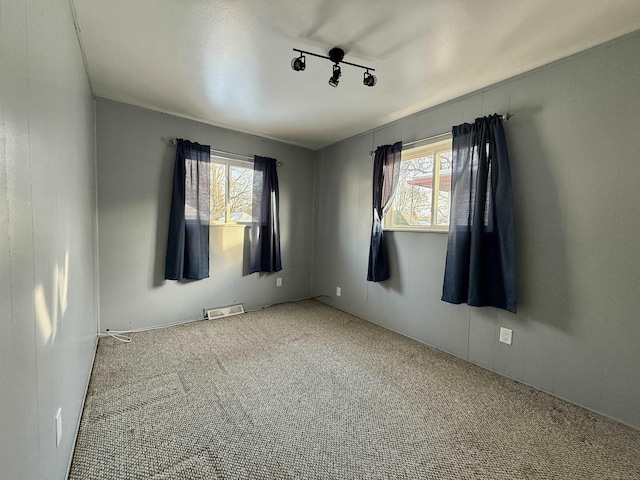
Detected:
[
  {"left": 499, "top": 327, "right": 513, "bottom": 345},
  {"left": 336, "top": 287, "right": 341, "bottom": 297}
]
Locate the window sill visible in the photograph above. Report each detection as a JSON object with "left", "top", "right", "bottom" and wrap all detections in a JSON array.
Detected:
[
  {"left": 210, "top": 223, "right": 250, "bottom": 228},
  {"left": 384, "top": 227, "right": 449, "bottom": 234}
]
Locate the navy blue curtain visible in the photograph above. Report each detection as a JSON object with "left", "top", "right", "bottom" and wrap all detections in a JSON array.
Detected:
[
  {"left": 165, "top": 139, "right": 211, "bottom": 280},
  {"left": 442, "top": 114, "right": 516, "bottom": 312},
  {"left": 367, "top": 141, "right": 402, "bottom": 282},
  {"left": 249, "top": 156, "right": 282, "bottom": 273}
]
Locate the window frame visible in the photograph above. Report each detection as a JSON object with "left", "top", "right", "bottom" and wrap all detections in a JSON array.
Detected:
[
  {"left": 209, "top": 154, "right": 254, "bottom": 227},
  {"left": 384, "top": 137, "right": 453, "bottom": 233}
]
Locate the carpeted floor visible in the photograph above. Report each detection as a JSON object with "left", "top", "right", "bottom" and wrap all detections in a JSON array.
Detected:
[{"left": 69, "top": 300, "right": 640, "bottom": 479}]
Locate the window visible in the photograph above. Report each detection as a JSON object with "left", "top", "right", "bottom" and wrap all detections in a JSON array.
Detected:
[
  {"left": 210, "top": 156, "right": 253, "bottom": 225},
  {"left": 385, "top": 138, "right": 452, "bottom": 232}
]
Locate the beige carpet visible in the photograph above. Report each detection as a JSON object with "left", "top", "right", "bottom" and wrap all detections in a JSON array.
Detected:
[{"left": 70, "top": 300, "right": 640, "bottom": 479}]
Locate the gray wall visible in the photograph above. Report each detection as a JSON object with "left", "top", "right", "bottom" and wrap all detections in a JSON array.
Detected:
[
  {"left": 312, "top": 32, "right": 640, "bottom": 430},
  {"left": 96, "top": 99, "right": 316, "bottom": 331},
  {"left": 0, "top": 0, "right": 98, "bottom": 478}
]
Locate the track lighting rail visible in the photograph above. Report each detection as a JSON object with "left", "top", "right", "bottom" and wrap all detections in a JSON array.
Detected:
[
  {"left": 292, "top": 48, "right": 375, "bottom": 72},
  {"left": 291, "top": 47, "right": 376, "bottom": 87}
]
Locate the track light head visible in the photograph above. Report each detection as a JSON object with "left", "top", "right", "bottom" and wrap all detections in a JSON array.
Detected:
[
  {"left": 363, "top": 70, "right": 377, "bottom": 87},
  {"left": 328, "top": 64, "right": 341, "bottom": 87},
  {"left": 291, "top": 54, "right": 306, "bottom": 71}
]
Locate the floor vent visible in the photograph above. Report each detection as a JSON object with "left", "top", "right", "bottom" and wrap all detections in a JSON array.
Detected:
[{"left": 204, "top": 304, "right": 245, "bottom": 320}]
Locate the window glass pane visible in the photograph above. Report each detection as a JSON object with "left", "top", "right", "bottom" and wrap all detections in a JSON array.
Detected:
[
  {"left": 210, "top": 162, "right": 226, "bottom": 222},
  {"left": 229, "top": 165, "right": 253, "bottom": 222},
  {"left": 385, "top": 138, "right": 452, "bottom": 231},
  {"left": 393, "top": 155, "right": 434, "bottom": 227}
]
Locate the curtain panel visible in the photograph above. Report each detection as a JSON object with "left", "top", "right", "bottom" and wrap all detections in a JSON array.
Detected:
[
  {"left": 441, "top": 114, "right": 517, "bottom": 312},
  {"left": 249, "top": 156, "right": 282, "bottom": 273},
  {"left": 367, "top": 141, "right": 402, "bottom": 282},
  {"left": 165, "top": 139, "right": 211, "bottom": 280}
]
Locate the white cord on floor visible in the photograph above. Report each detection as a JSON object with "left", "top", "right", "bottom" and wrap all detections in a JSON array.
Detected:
[{"left": 105, "top": 329, "right": 131, "bottom": 343}]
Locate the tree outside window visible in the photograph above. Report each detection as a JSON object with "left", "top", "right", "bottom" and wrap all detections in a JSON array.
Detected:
[
  {"left": 210, "top": 157, "right": 253, "bottom": 225},
  {"left": 385, "top": 138, "right": 452, "bottom": 232}
]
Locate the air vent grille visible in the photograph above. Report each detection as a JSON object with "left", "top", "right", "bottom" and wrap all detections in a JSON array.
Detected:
[{"left": 204, "top": 304, "right": 245, "bottom": 321}]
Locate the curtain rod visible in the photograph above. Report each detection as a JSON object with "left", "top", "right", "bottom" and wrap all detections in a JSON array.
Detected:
[
  {"left": 369, "top": 113, "right": 512, "bottom": 156},
  {"left": 169, "top": 139, "right": 283, "bottom": 165}
]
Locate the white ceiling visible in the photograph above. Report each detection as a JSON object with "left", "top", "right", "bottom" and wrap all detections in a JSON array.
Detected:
[{"left": 72, "top": 0, "right": 640, "bottom": 150}]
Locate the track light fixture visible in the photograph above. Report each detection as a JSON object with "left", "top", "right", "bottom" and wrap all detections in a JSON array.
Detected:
[
  {"left": 291, "top": 47, "right": 376, "bottom": 88},
  {"left": 363, "top": 70, "right": 376, "bottom": 87},
  {"left": 291, "top": 53, "right": 305, "bottom": 71},
  {"left": 328, "top": 65, "right": 341, "bottom": 87}
]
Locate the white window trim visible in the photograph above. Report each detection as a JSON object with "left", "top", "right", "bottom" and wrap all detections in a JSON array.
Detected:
[{"left": 384, "top": 137, "right": 452, "bottom": 233}]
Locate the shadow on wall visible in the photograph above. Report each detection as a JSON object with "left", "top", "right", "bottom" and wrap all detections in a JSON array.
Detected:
[
  {"left": 243, "top": 226, "right": 251, "bottom": 276},
  {"left": 508, "top": 106, "right": 573, "bottom": 331},
  {"left": 242, "top": 226, "right": 277, "bottom": 279},
  {"left": 153, "top": 144, "right": 176, "bottom": 288},
  {"left": 380, "top": 233, "right": 403, "bottom": 294}
]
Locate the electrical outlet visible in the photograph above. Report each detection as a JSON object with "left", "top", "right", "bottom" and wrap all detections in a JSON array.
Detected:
[
  {"left": 276, "top": 277, "right": 282, "bottom": 287},
  {"left": 336, "top": 287, "right": 341, "bottom": 297},
  {"left": 55, "top": 408, "right": 62, "bottom": 447},
  {"left": 499, "top": 327, "right": 513, "bottom": 345}
]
